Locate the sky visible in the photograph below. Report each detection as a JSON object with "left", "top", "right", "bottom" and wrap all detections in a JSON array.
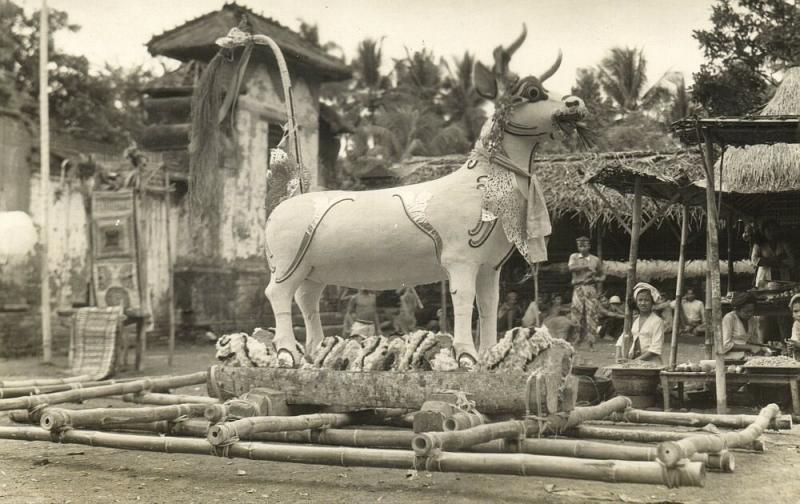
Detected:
[{"left": 19, "top": 0, "right": 715, "bottom": 95}]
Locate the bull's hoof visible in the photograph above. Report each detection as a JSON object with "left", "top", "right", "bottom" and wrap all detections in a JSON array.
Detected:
[
  {"left": 275, "top": 342, "right": 305, "bottom": 368},
  {"left": 453, "top": 342, "right": 478, "bottom": 371},
  {"left": 457, "top": 352, "right": 478, "bottom": 371}
]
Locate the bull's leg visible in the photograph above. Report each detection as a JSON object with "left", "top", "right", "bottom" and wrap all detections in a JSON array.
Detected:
[
  {"left": 295, "top": 279, "right": 326, "bottom": 354},
  {"left": 265, "top": 276, "right": 304, "bottom": 368},
  {"left": 444, "top": 262, "right": 480, "bottom": 370},
  {"left": 475, "top": 265, "right": 501, "bottom": 351}
]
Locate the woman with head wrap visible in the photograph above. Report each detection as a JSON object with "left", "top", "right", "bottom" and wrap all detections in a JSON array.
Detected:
[
  {"left": 615, "top": 282, "right": 665, "bottom": 363},
  {"left": 721, "top": 292, "right": 769, "bottom": 360}
]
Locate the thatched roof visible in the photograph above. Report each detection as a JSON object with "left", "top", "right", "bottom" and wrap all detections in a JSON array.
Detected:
[
  {"left": 395, "top": 150, "right": 704, "bottom": 228},
  {"left": 147, "top": 3, "right": 351, "bottom": 82},
  {"left": 715, "top": 67, "right": 800, "bottom": 194},
  {"left": 672, "top": 68, "right": 800, "bottom": 194}
]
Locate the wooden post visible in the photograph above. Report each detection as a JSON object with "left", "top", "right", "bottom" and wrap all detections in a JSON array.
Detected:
[
  {"left": 669, "top": 206, "right": 689, "bottom": 369},
  {"left": 39, "top": 1, "right": 52, "bottom": 363},
  {"left": 704, "top": 241, "right": 713, "bottom": 360},
  {"left": 726, "top": 212, "right": 734, "bottom": 294},
  {"left": 532, "top": 264, "right": 540, "bottom": 327},
  {"left": 621, "top": 178, "right": 643, "bottom": 359},
  {"left": 596, "top": 221, "right": 604, "bottom": 295},
  {"left": 165, "top": 171, "right": 176, "bottom": 366},
  {"left": 701, "top": 132, "right": 726, "bottom": 414},
  {"left": 440, "top": 281, "right": 449, "bottom": 333}
]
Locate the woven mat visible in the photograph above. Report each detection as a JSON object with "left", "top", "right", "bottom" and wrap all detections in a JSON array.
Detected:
[{"left": 71, "top": 306, "right": 124, "bottom": 380}]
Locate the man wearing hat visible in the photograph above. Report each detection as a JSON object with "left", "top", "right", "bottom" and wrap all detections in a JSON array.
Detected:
[{"left": 568, "top": 236, "right": 605, "bottom": 346}]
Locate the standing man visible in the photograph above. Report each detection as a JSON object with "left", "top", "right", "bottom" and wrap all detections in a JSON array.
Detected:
[
  {"left": 569, "top": 236, "right": 605, "bottom": 347},
  {"left": 344, "top": 289, "right": 382, "bottom": 338}
]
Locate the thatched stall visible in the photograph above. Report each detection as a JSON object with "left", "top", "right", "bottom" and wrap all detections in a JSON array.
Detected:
[{"left": 671, "top": 67, "right": 800, "bottom": 414}]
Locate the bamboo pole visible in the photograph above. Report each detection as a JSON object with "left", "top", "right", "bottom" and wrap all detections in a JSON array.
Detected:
[
  {"left": 440, "top": 280, "right": 449, "bottom": 333},
  {"left": 40, "top": 404, "right": 208, "bottom": 431},
  {"left": 726, "top": 212, "right": 734, "bottom": 294},
  {"left": 443, "top": 411, "right": 488, "bottom": 431},
  {"left": 0, "top": 375, "right": 94, "bottom": 388},
  {"left": 204, "top": 400, "right": 259, "bottom": 423},
  {"left": 165, "top": 170, "right": 176, "bottom": 366},
  {"left": 701, "top": 131, "right": 726, "bottom": 414},
  {"left": 74, "top": 418, "right": 732, "bottom": 472},
  {"left": 121, "top": 392, "right": 218, "bottom": 406},
  {"left": 0, "top": 426, "right": 705, "bottom": 487},
  {"left": 656, "top": 403, "right": 779, "bottom": 468},
  {"left": 207, "top": 413, "right": 355, "bottom": 446},
  {"left": 669, "top": 205, "right": 689, "bottom": 369},
  {"left": 414, "top": 397, "right": 631, "bottom": 455},
  {"left": 0, "top": 372, "right": 207, "bottom": 411},
  {"left": 39, "top": 0, "right": 52, "bottom": 363},
  {"left": 609, "top": 408, "right": 791, "bottom": 430},
  {"left": 0, "top": 377, "right": 144, "bottom": 399},
  {"left": 568, "top": 425, "right": 765, "bottom": 452},
  {"left": 596, "top": 221, "right": 604, "bottom": 295},
  {"left": 621, "top": 178, "right": 643, "bottom": 359}
]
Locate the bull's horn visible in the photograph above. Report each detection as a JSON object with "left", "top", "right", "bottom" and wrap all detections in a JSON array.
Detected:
[
  {"left": 538, "top": 50, "right": 563, "bottom": 83},
  {"left": 505, "top": 24, "right": 527, "bottom": 59}
]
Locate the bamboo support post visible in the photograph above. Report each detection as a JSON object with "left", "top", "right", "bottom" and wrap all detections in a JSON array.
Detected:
[
  {"left": 0, "top": 372, "right": 208, "bottom": 411},
  {"left": 669, "top": 205, "right": 689, "bottom": 369},
  {"left": 609, "top": 408, "right": 791, "bottom": 430},
  {"left": 121, "top": 392, "right": 219, "bottom": 406},
  {"left": 207, "top": 413, "right": 354, "bottom": 446},
  {"left": 656, "top": 404, "right": 779, "bottom": 468},
  {"left": 0, "top": 426, "right": 705, "bottom": 487},
  {"left": 622, "top": 178, "right": 643, "bottom": 359},
  {"left": 415, "top": 397, "right": 631, "bottom": 455},
  {"left": 700, "top": 131, "right": 726, "bottom": 413},
  {"left": 569, "top": 425, "right": 765, "bottom": 452},
  {"left": 40, "top": 403, "right": 208, "bottom": 431}
]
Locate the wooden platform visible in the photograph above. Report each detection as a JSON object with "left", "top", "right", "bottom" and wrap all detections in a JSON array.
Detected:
[
  {"left": 660, "top": 371, "right": 800, "bottom": 417},
  {"left": 207, "top": 365, "right": 576, "bottom": 416}
]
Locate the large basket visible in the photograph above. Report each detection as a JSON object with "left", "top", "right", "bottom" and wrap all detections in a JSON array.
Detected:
[{"left": 609, "top": 367, "right": 662, "bottom": 396}]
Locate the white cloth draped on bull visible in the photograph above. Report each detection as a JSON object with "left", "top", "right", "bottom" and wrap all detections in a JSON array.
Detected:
[{"left": 471, "top": 141, "right": 551, "bottom": 264}]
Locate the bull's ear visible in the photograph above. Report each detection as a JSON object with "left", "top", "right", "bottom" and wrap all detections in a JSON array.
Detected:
[{"left": 473, "top": 62, "right": 497, "bottom": 100}]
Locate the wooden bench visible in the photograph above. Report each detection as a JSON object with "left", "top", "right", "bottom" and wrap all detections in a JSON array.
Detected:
[{"left": 660, "top": 371, "right": 800, "bottom": 417}]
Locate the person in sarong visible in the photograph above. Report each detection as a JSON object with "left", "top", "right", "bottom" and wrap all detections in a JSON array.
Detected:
[
  {"left": 344, "top": 289, "right": 382, "bottom": 338},
  {"left": 568, "top": 236, "right": 605, "bottom": 347},
  {"left": 614, "top": 282, "right": 665, "bottom": 364}
]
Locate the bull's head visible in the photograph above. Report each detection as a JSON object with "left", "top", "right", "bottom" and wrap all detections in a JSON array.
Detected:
[{"left": 474, "top": 26, "right": 590, "bottom": 152}]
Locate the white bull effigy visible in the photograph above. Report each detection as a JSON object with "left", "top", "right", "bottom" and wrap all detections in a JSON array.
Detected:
[{"left": 191, "top": 27, "right": 588, "bottom": 369}]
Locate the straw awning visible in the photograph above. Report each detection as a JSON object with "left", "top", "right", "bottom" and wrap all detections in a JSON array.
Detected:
[{"left": 395, "top": 150, "right": 705, "bottom": 228}]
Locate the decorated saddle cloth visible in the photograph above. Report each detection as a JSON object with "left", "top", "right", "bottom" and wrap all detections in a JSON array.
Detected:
[{"left": 469, "top": 141, "right": 551, "bottom": 263}]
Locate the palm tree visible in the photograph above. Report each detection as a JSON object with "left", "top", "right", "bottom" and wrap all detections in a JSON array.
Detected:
[
  {"left": 598, "top": 47, "right": 649, "bottom": 116},
  {"left": 440, "top": 51, "right": 488, "bottom": 144}
]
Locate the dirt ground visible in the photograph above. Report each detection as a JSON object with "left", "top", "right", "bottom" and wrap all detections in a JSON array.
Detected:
[{"left": 2, "top": 338, "right": 800, "bottom": 504}]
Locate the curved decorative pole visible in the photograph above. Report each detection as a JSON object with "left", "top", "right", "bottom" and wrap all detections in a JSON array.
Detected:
[{"left": 216, "top": 28, "right": 305, "bottom": 192}]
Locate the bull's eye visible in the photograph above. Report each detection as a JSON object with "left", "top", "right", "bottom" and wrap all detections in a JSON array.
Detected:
[{"left": 526, "top": 87, "right": 540, "bottom": 100}]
